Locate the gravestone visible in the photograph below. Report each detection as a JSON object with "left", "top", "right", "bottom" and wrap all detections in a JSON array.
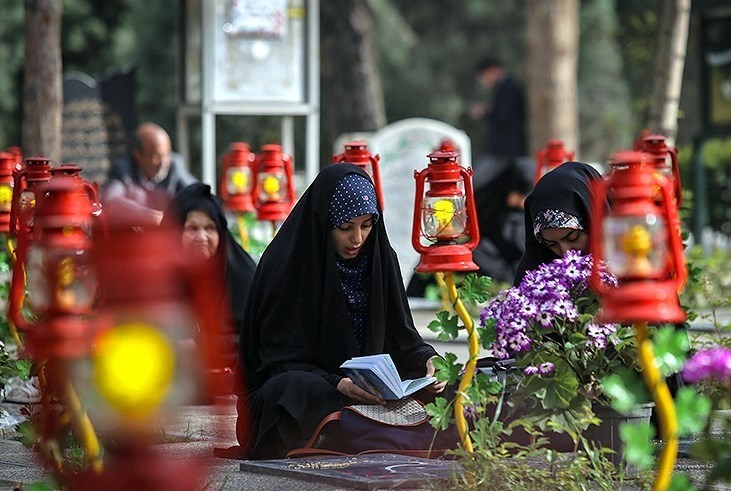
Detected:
[
  {"left": 335, "top": 118, "right": 471, "bottom": 286},
  {"left": 62, "top": 69, "right": 137, "bottom": 185},
  {"left": 239, "top": 453, "right": 462, "bottom": 490}
]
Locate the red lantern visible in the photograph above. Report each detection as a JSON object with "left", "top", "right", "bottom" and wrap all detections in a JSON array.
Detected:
[
  {"left": 252, "top": 144, "right": 295, "bottom": 222},
  {"left": 590, "top": 150, "right": 686, "bottom": 324},
  {"left": 67, "top": 219, "right": 223, "bottom": 490},
  {"left": 637, "top": 134, "right": 682, "bottom": 206},
  {"left": 411, "top": 149, "right": 480, "bottom": 272},
  {"left": 0, "top": 152, "right": 22, "bottom": 234},
  {"left": 332, "top": 141, "right": 384, "bottom": 210},
  {"left": 535, "top": 139, "right": 574, "bottom": 183},
  {"left": 53, "top": 163, "right": 103, "bottom": 217},
  {"left": 9, "top": 176, "right": 97, "bottom": 357},
  {"left": 20, "top": 177, "right": 95, "bottom": 357},
  {"left": 10, "top": 156, "right": 53, "bottom": 240},
  {"left": 220, "top": 142, "right": 256, "bottom": 213}
]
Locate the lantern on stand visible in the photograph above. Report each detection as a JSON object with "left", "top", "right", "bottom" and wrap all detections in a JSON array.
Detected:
[
  {"left": 534, "top": 139, "right": 574, "bottom": 183},
  {"left": 253, "top": 144, "right": 295, "bottom": 236},
  {"left": 411, "top": 149, "right": 480, "bottom": 452},
  {"left": 10, "top": 156, "right": 53, "bottom": 241},
  {"left": 220, "top": 142, "right": 256, "bottom": 251},
  {"left": 7, "top": 175, "right": 103, "bottom": 482},
  {"left": 589, "top": 151, "right": 686, "bottom": 490},
  {"left": 0, "top": 152, "right": 22, "bottom": 236},
  {"left": 332, "top": 141, "right": 384, "bottom": 210},
  {"left": 65, "top": 218, "right": 224, "bottom": 490},
  {"left": 53, "top": 164, "right": 103, "bottom": 218}
]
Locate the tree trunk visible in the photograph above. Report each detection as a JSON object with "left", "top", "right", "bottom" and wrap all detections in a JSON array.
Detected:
[
  {"left": 524, "top": 0, "right": 580, "bottom": 156},
  {"left": 22, "top": 0, "right": 63, "bottom": 161},
  {"left": 320, "top": 0, "right": 385, "bottom": 155},
  {"left": 646, "top": 0, "right": 691, "bottom": 147}
]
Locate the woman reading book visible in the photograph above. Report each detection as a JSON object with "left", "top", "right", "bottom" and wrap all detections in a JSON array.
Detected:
[{"left": 235, "top": 164, "right": 446, "bottom": 459}]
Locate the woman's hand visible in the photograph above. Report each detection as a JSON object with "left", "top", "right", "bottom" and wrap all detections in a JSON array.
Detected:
[
  {"left": 337, "top": 378, "right": 386, "bottom": 405},
  {"left": 425, "top": 356, "right": 447, "bottom": 394}
]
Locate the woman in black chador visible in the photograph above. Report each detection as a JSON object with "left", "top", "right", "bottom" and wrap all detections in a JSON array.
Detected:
[
  {"left": 236, "top": 164, "right": 445, "bottom": 459},
  {"left": 514, "top": 161, "right": 605, "bottom": 285},
  {"left": 161, "top": 183, "right": 257, "bottom": 371}
]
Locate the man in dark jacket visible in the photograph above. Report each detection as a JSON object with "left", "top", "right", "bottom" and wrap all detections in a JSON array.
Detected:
[
  {"left": 472, "top": 57, "right": 527, "bottom": 160},
  {"left": 102, "top": 122, "right": 197, "bottom": 226}
]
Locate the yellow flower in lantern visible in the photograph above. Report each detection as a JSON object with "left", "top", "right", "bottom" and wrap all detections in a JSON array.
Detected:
[
  {"left": 263, "top": 175, "right": 281, "bottom": 198},
  {"left": 231, "top": 169, "right": 248, "bottom": 193},
  {"left": 0, "top": 184, "right": 12, "bottom": 212}
]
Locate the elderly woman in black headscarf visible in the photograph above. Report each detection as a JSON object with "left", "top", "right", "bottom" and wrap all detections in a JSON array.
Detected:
[
  {"left": 236, "top": 163, "right": 446, "bottom": 459},
  {"left": 514, "top": 161, "right": 606, "bottom": 285},
  {"left": 161, "top": 182, "right": 257, "bottom": 372}
]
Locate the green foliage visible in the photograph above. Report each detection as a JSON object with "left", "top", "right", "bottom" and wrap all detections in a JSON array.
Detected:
[{"left": 619, "top": 421, "right": 656, "bottom": 470}]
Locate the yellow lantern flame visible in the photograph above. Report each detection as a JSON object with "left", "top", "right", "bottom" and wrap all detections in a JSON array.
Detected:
[{"left": 93, "top": 323, "right": 175, "bottom": 419}]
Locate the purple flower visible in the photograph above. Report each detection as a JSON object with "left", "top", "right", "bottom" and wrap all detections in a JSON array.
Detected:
[
  {"left": 538, "top": 362, "right": 556, "bottom": 376},
  {"left": 681, "top": 348, "right": 731, "bottom": 384},
  {"left": 524, "top": 365, "right": 539, "bottom": 375}
]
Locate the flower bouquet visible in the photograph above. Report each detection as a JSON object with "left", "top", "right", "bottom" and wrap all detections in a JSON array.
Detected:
[{"left": 479, "top": 250, "right": 638, "bottom": 439}]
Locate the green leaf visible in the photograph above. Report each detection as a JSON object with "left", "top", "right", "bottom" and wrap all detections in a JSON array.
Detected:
[
  {"left": 667, "top": 472, "right": 694, "bottom": 491},
  {"left": 602, "top": 368, "right": 651, "bottom": 413},
  {"left": 458, "top": 273, "right": 492, "bottom": 305},
  {"left": 433, "top": 352, "right": 463, "bottom": 385},
  {"left": 478, "top": 317, "right": 497, "bottom": 349},
  {"left": 427, "top": 310, "right": 460, "bottom": 341},
  {"left": 17, "top": 421, "right": 38, "bottom": 449},
  {"left": 424, "top": 396, "right": 454, "bottom": 431},
  {"left": 688, "top": 437, "right": 731, "bottom": 462},
  {"left": 651, "top": 325, "right": 690, "bottom": 375},
  {"left": 674, "top": 387, "right": 712, "bottom": 436},
  {"left": 620, "top": 421, "right": 656, "bottom": 470}
]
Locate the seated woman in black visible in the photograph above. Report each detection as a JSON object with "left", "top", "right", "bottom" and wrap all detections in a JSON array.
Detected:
[
  {"left": 236, "top": 163, "right": 446, "bottom": 459},
  {"left": 161, "top": 183, "right": 257, "bottom": 379},
  {"left": 514, "top": 161, "right": 604, "bottom": 285}
]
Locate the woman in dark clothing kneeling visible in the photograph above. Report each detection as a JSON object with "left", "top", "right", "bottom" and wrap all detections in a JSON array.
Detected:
[{"left": 236, "top": 163, "right": 445, "bottom": 459}]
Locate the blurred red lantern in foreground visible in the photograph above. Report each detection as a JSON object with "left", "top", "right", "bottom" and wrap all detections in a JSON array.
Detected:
[
  {"left": 411, "top": 149, "right": 480, "bottom": 272},
  {"left": 590, "top": 151, "right": 686, "bottom": 324}
]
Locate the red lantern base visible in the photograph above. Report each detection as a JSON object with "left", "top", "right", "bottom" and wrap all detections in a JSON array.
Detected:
[
  {"left": 415, "top": 244, "right": 479, "bottom": 273},
  {"left": 596, "top": 281, "right": 685, "bottom": 325},
  {"left": 225, "top": 197, "right": 255, "bottom": 213},
  {"left": 256, "top": 203, "right": 291, "bottom": 222}
]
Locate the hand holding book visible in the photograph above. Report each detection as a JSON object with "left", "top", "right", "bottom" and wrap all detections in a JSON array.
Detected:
[{"left": 339, "top": 354, "right": 438, "bottom": 401}]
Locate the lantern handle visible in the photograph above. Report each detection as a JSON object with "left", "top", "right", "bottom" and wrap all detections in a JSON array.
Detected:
[
  {"left": 461, "top": 167, "right": 480, "bottom": 251},
  {"left": 658, "top": 175, "right": 688, "bottom": 290},
  {"left": 411, "top": 168, "right": 429, "bottom": 255},
  {"left": 7, "top": 237, "right": 31, "bottom": 332},
  {"left": 9, "top": 169, "right": 27, "bottom": 238}
]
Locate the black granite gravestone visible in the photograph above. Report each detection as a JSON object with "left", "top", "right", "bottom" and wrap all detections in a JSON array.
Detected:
[{"left": 62, "top": 69, "right": 137, "bottom": 185}]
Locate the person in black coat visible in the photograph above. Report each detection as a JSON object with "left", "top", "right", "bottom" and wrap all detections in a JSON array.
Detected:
[
  {"left": 161, "top": 183, "right": 257, "bottom": 376},
  {"left": 473, "top": 57, "right": 527, "bottom": 161},
  {"left": 236, "top": 164, "right": 445, "bottom": 459}
]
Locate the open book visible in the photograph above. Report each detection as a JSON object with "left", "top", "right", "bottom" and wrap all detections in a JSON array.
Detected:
[{"left": 340, "top": 353, "right": 436, "bottom": 400}]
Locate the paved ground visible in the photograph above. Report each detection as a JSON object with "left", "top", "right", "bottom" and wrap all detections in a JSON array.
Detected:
[{"left": 0, "top": 304, "right": 728, "bottom": 490}]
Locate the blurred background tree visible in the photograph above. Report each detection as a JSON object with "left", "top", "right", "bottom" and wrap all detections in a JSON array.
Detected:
[{"left": 0, "top": 0, "right": 722, "bottom": 199}]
